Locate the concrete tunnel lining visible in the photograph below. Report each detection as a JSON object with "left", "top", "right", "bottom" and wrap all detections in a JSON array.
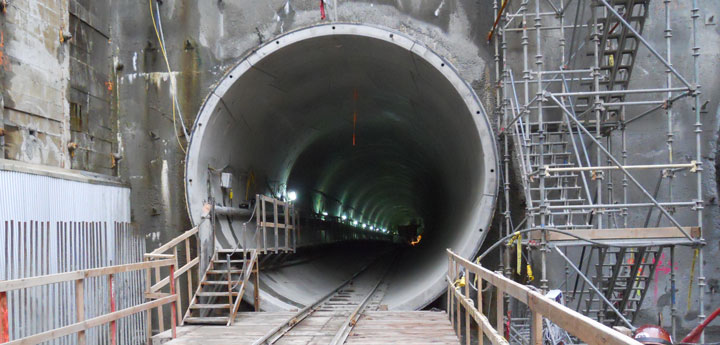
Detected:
[{"left": 185, "top": 24, "right": 498, "bottom": 311}]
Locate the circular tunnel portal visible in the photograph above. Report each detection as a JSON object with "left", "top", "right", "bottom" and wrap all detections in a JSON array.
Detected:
[{"left": 185, "top": 24, "right": 498, "bottom": 311}]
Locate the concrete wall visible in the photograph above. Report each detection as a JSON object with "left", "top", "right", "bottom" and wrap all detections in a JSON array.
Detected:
[
  {"left": 0, "top": 0, "right": 118, "bottom": 175},
  {"left": 0, "top": 0, "right": 70, "bottom": 167},
  {"left": 108, "top": 0, "right": 497, "bottom": 249}
]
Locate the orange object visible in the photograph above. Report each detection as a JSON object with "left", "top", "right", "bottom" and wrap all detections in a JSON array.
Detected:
[
  {"left": 634, "top": 325, "right": 672, "bottom": 345},
  {"left": 682, "top": 306, "right": 720, "bottom": 343},
  {"left": 0, "top": 291, "right": 8, "bottom": 343}
]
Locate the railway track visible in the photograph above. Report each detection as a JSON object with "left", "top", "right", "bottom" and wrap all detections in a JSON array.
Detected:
[{"left": 252, "top": 257, "right": 394, "bottom": 345}]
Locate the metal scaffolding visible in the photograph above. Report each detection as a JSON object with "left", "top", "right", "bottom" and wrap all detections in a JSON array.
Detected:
[{"left": 492, "top": 0, "right": 705, "bottom": 342}]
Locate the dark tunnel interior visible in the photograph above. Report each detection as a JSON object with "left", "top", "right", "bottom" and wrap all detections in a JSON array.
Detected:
[{"left": 185, "top": 24, "right": 498, "bottom": 311}]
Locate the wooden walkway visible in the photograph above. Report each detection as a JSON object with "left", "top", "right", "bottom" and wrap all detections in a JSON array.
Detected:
[{"left": 153, "top": 311, "right": 459, "bottom": 345}]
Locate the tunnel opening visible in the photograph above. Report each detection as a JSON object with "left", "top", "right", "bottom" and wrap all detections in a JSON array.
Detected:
[{"left": 185, "top": 24, "right": 498, "bottom": 311}]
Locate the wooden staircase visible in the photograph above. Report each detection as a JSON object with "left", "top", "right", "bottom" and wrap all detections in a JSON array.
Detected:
[{"left": 183, "top": 249, "right": 259, "bottom": 326}]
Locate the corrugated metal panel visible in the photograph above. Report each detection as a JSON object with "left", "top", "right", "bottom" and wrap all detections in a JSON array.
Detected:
[
  {"left": 1, "top": 221, "right": 146, "bottom": 345},
  {"left": 0, "top": 170, "right": 144, "bottom": 344},
  {"left": 0, "top": 170, "right": 130, "bottom": 223}
]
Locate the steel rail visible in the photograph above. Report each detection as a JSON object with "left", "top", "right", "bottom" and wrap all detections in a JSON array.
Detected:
[
  {"left": 251, "top": 256, "right": 384, "bottom": 345},
  {"left": 328, "top": 257, "right": 396, "bottom": 345}
]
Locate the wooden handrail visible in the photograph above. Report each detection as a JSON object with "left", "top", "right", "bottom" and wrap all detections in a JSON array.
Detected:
[
  {"left": 228, "top": 249, "right": 259, "bottom": 326},
  {"left": 255, "top": 194, "right": 298, "bottom": 254},
  {"left": 0, "top": 259, "right": 174, "bottom": 292},
  {"left": 446, "top": 249, "right": 641, "bottom": 345},
  {"left": 144, "top": 224, "right": 201, "bottom": 334},
  {"left": 0, "top": 259, "right": 178, "bottom": 345},
  {"left": 149, "top": 227, "right": 199, "bottom": 255}
]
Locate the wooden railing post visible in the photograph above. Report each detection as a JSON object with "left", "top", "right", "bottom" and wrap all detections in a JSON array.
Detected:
[
  {"left": 531, "top": 311, "right": 542, "bottom": 345},
  {"left": 75, "top": 279, "right": 86, "bottom": 345},
  {"left": 154, "top": 267, "right": 165, "bottom": 332},
  {"left": 261, "top": 197, "right": 267, "bottom": 253},
  {"left": 145, "top": 261, "right": 152, "bottom": 343},
  {"left": 464, "top": 278, "right": 470, "bottom": 345},
  {"left": 449, "top": 256, "right": 454, "bottom": 329},
  {"left": 169, "top": 264, "right": 177, "bottom": 339},
  {"left": 109, "top": 274, "right": 117, "bottom": 345},
  {"left": 477, "top": 278, "right": 483, "bottom": 345},
  {"left": 173, "top": 247, "right": 183, "bottom": 326},
  {"left": 184, "top": 238, "right": 193, "bottom": 324},
  {"left": 273, "top": 199, "right": 279, "bottom": 253},
  {"left": 447, "top": 255, "right": 451, "bottom": 322},
  {"left": 253, "top": 256, "right": 260, "bottom": 311},
  {"left": 496, "top": 285, "right": 504, "bottom": 337},
  {"left": 1, "top": 291, "right": 9, "bottom": 343},
  {"left": 284, "top": 204, "right": 290, "bottom": 250},
  {"left": 455, "top": 262, "right": 460, "bottom": 335}
]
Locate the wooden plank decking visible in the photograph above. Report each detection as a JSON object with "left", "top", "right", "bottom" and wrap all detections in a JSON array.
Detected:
[{"left": 153, "top": 311, "right": 459, "bottom": 345}]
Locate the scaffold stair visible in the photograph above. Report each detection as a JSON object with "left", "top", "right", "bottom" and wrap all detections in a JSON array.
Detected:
[{"left": 183, "top": 249, "right": 258, "bottom": 326}]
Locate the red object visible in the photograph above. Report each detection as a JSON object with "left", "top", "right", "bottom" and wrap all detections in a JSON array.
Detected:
[
  {"left": 109, "top": 274, "right": 116, "bottom": 345},
  {"left": 682, "top": 306, "right": 720, "bottom": 343},
  {"left": 352, "top": 113, "right": 356, "bottom": 146},
  {"left": 319, "top": 0, "right": 326, "bottom": 20},
  {"left": 634, "top": 325, "right": 672, "bottom": 345},
  {"left": 0, "top": 291, "right": 8, "bottom": 343},
  {"left": 505, "top": 310, "right": 511, "bottom": 339},
  {"left": 170, "top": 264, "right": 177, "bottom": 339}
]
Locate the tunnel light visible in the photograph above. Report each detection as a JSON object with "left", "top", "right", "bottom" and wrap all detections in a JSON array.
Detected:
[
  {"left": 353, "top": 220, "right": 358, "bottom": 226},
  {"left": 370, "top": 225, "right": 374, "bottom": 230},
  {"left": 287, "top": 191, "right": 297, "bottom": 201},
  {"left": 322, "top": 211, "right": 328, "bottom": 216},
  {"left": 362, "top": 223, "right": 367, "bottom": 229},
  {"left": 341, "top": 215, "right": 347, "bottom": 220}
]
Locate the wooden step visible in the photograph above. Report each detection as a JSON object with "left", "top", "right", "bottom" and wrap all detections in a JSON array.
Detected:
[
  {"left": 217, "top": 249, "right": 248, "bottom": 254},
  {"left": 201, "top": 280, "right": 235, "bottom": 285},
  {"left": 197, "top": 291, "right": 239, "bottom": 297},
  {"left": 207, "top": 269, "right": 244, "bottom": 274},
  {"left": 189, "top": 303, "right": 232, "bottom": 309},
  {"left": 183, "top": 316, "right": 229, "bottom": 325}
]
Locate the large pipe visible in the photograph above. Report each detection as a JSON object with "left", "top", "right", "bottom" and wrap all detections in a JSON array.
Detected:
[{"left": 185, "top": 24, "right": 498, "bottom": 311}]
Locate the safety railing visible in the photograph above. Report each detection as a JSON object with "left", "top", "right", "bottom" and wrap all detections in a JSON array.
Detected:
[
  {"left": 255, "top": 194, "right": 298, "bottom": 254},
  {"left": 446, "top": 249, "right": 641, "bottom": 345},
  {"left": 144, "top": 225, "right": 200, "bottom": 331},
  {"left": 0, "top": 259, "right": 178, "bottom": 345}
]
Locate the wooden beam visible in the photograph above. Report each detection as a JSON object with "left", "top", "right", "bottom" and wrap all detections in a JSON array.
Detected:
[
  {"left": 257, "top": 222, "right": 294, "bottom": 230},
  {"left": 0, "top": 259, "right": 175, "bottom": 292},
  {"left": 149, "top": 227, "right": 199, "bottom": 255},
  {"left": 449, "top": 252, "right": 529, "bottom": 304},
  {"left": 496, "top": 286, "right": 504, "bottom": 336},
  {"left": 529, "top": 226, "right": 700, "bottom": 241},
  {"left": 108, "top": 274, "right": 117, "bottom": 345},
  {"left": 531, "top": 311, "right": 542, "bottom": 345},
  {"left": 447, "top": 249, "right": 642, "bottom": 345},
  {"left": 150, "top": 257, "right": 198, "bottom": 293},
  {"left": 75, "top": 279, "right": 85, "bottom": 345},
  {"left": 5, "top": 295, "right": 176, "bottom": 345},
  {"left": 449, "top": 284, "right": 508, "bottom": 345}
]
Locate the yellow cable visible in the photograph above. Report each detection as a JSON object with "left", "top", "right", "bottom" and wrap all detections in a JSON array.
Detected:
[
  {"left": 687, "top": 248, "right": 698, "bottom": 311},
  {"left": 149, "top": 0, "right": 186, "bottom": 153}
]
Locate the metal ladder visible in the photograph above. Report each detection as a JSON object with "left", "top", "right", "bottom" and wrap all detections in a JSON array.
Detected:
[
  {"left": 576, "top": 246, "right": 661, "bottom": 325},
  {"left": 580, "top": 0, "right": 651, "bottom": 111}
]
